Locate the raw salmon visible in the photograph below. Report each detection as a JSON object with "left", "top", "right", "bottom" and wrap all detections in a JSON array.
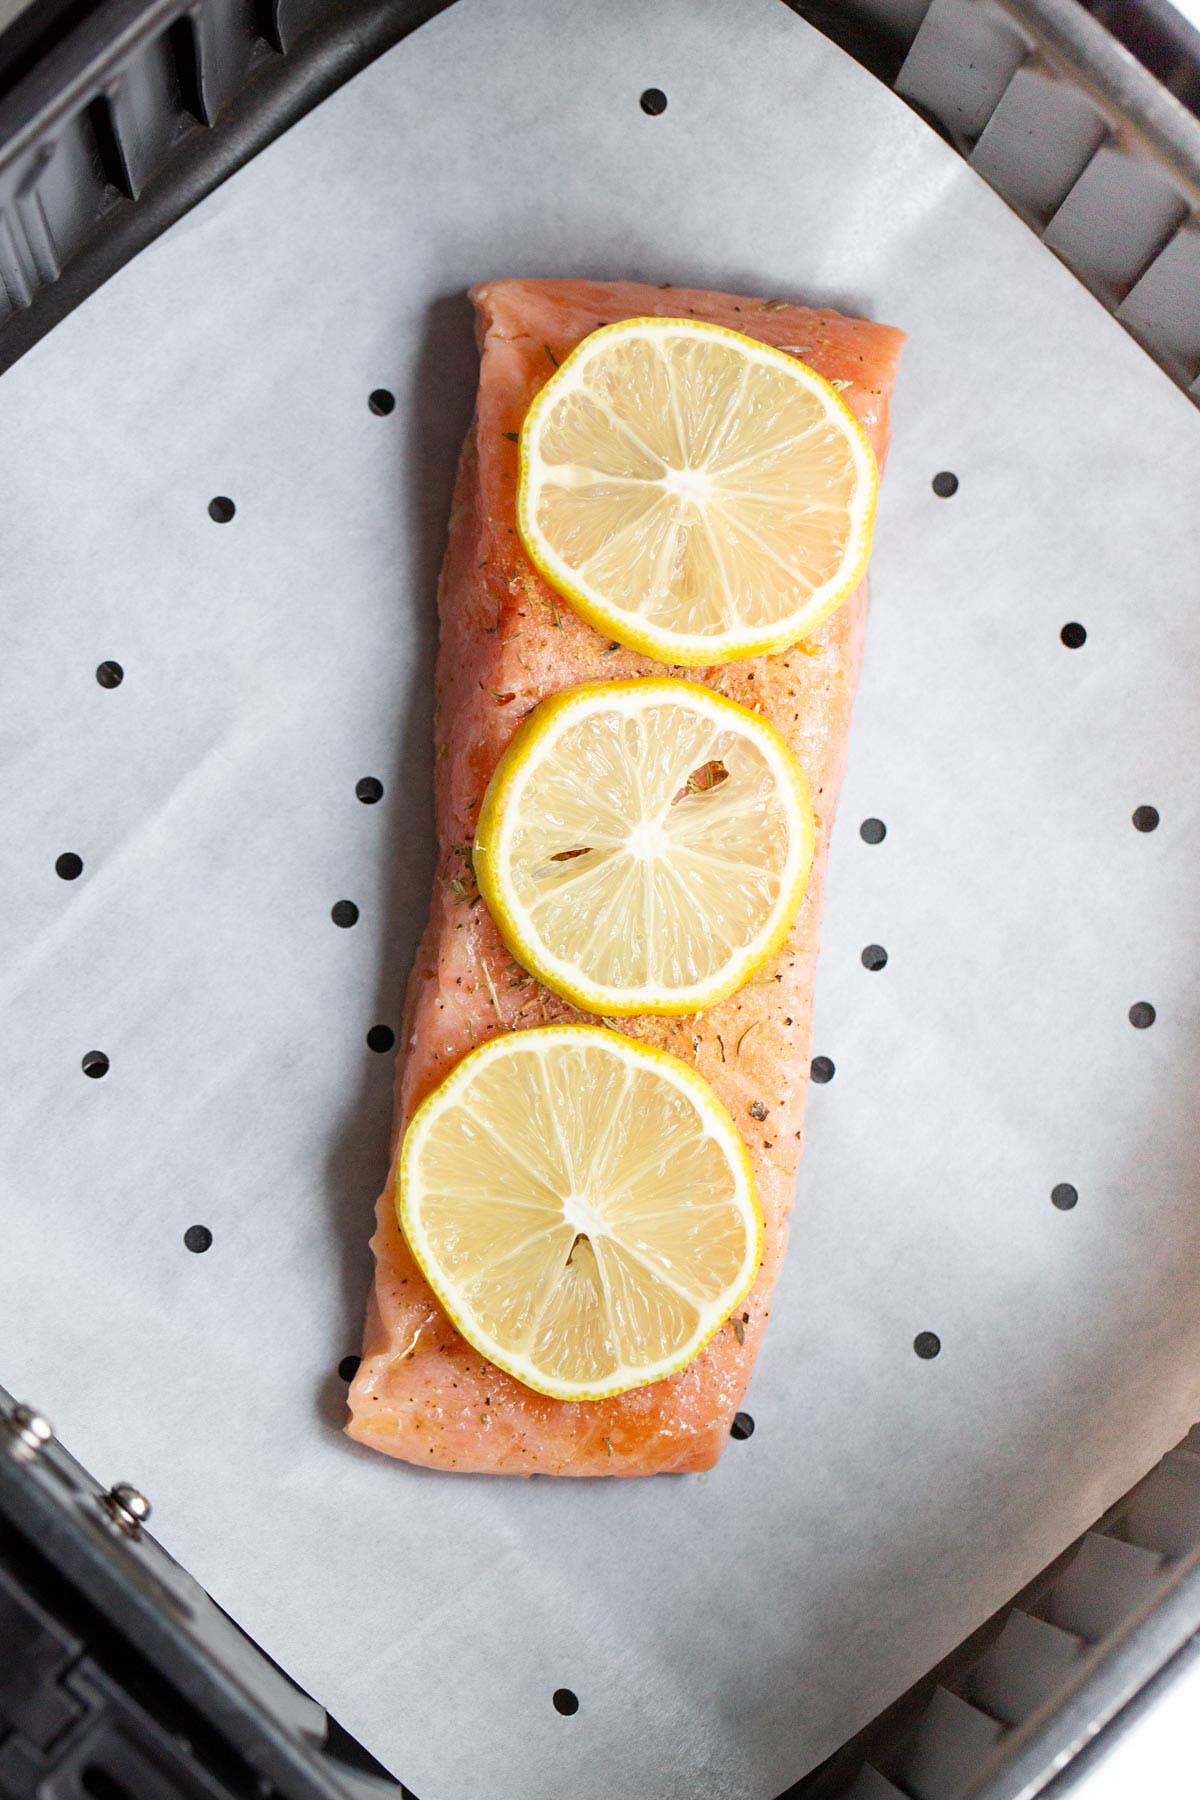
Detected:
[{"left": 347, "top": 278, "right": 904, "bottom": 1475}]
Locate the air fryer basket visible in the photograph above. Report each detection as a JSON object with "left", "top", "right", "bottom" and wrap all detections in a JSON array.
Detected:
[
  {"left": 1, "top": 2, "right": 1199, "bottom": 1798},
  {"left": 3, "top": 1388, "right": 1198, "bottom": 1798},
  {"left": 1, "top": 0, "right": 1198, "bottom": 394}
]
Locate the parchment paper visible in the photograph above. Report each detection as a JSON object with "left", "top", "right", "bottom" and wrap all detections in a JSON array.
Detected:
[{"left": 2, "top": 2, "right": 1199, "bottom": 1796}]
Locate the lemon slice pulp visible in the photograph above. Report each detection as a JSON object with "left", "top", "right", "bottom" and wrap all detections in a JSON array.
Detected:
[
  {"left": 474, "top": 679, "right": 814, "bottom": 1016},
  {"left": 399, "top": 1025, "right": 760, "bottom": 1400},
  {"left": 517, "top": 316, "right": 878, "bottom": 665}
]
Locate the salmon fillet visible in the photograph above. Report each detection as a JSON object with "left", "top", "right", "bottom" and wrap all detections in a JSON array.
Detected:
[{"left": 347, "top": 278, "right": 904, "bottom": 1475}]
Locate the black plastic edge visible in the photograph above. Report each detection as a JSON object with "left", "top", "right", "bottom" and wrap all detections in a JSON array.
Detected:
[
  {"left": 0, "top": 1385, "right": 417, "bottom": 1798},
  {"left": 0, "top": 0, "right": 453, "bottom": 376},
  {"left": 962, "top": 1546, "right": 1200, "bottom": 1800},
  {"left": 1042, "top": 1628, "right": 1200, "bottom": 1798}
]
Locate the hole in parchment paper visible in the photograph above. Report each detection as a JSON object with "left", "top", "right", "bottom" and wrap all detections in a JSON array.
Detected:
[
  {"left": 356, "top": 777, "right": 384, "bottom": 804},
  {"left": 861, "top": 944, "right": 888, "bottom": 971},
  {"left": 369, "top": 389, "right": 396, "bottom": 416},
  {"left": 1060, "top": 622, "right": 1087, "bottom": 648},
  {"left": 1051, "top": 1184, "right": 1078, "bottom": 1211},
  {"left": 810, "top": 1056, "right": 835, "bottom": 1084},
  {"left": 913, "top": 1332, "right": 941, "bottom": 1359},
  {"left": 730, "top": 1412, "right": 755, "bottom": 1439},
  {"left": 96, "top": 660, "right": 124, "bottom": 688},
  {"left": 81, "top": 1051, "right": 109, "bottom": 1079},
  {"left": 1129, "top": 1001, "right": 1156, "bottom": 1029},
  {"left": 553, "top": 1689, "right": 579, "bottom": 1716},
  {"left": 932, "top": 471, "right": 958, "bottom": 497},
  {"left": 208, "top": 496, "right": 236, "bottom": 523},
  {"left": 184, "top": 1225, "right": 212, "bottom": 1254},
  {"left": 56, "top": 853, "right": 83, "bottom": 881},
  {"left": 640, "top": 88, "right": 667, "bottom": 115},
  {"left": 331, "top": 900, "right": 359, "bottom": 928},
  {"left": 338, "top": 1355, "right": 361, "bottom": 1381},
  {"left": 860, "top": 817, "right": 886, "bottom": 844},
  {"left": 1132, "top": 806, "right": 1159, "bottom": 833},
  {"left": 366, "top": 1025, "right": 395, "bottom": 1053}
]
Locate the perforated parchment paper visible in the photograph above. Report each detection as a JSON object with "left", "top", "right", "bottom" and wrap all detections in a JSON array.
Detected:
[{"left": 2, "top": 1, "right": 1199, "bottom": 1796}]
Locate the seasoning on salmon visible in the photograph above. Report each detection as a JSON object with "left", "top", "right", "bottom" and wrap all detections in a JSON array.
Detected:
[{"left": 347, "top": 277, "right": 905, "bottom": 1475}]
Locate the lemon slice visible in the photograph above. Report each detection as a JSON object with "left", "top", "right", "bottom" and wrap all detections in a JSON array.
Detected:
[
  {"left": 398, "top": 1024, "right": 760, "bottom": 1400},
  {"left": 517, "top": 316, "right": 878, "bottom": 665},
  {"left": 474, "top": 679, "right": 814, "bottom": 1016}
]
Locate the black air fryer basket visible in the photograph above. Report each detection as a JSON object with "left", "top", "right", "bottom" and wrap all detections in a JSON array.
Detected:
[{"left": 1, "top": 2, "right": 1198, "bottom": 1797}]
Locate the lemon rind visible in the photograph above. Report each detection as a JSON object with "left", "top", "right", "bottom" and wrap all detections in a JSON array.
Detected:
[
  {"left": 397, "top": 1024, "right": 763, "bottom": 1402},
  {"left": 473, "top": 679, "right": 816, "bottom": 1018},
  {"left": 516, "top": 316, "right": 879, "bottom": 668}
]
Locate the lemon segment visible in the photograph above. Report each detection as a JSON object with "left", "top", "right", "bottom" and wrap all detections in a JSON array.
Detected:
[
  {"left": 474, "top": 679, "right": 815, "bottom": 1016},
  {"left": 398, "top": 1025, "right": 760, "bottom": 1400},
  {"left": 517, "top": 316, "right": 878, "bottom": 666}
]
